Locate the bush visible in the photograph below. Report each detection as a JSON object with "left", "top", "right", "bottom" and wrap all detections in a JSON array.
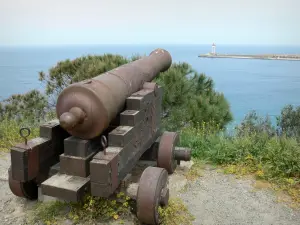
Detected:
[
  {"left": 235, "top": 110, "right": 276, "bottom": 137},
  {"left": 155, "top": 63, "right": 232, "bottom": 130},
  {"left": 277, "top": 104, "right": 300, "bottom": 139},
  {"left": 0, "top": 116, "right": 39, "bottom": 152},
  {"left": 180, "top": 117, "right": 300, "bottom": 183},
  {"left": 0, "top": 90, "right": 48, "bottom": 123}
]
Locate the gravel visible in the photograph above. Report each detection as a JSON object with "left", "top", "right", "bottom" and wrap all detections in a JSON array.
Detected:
[
  {"left": 179, "top": 165, "right": 300, "bottom": 225},
  {"left": 0, "top": 152, "right": 299, "bottom": 225}
]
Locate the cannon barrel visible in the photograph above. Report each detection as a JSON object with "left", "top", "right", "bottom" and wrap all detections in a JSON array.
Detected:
[{"left": 56, "top": 48, "right": 172, "bottom": 139}]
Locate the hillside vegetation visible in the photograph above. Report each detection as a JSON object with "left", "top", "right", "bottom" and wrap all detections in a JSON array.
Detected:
[{"left": 1, "top": 53, "right": 300, "bottom": 224}]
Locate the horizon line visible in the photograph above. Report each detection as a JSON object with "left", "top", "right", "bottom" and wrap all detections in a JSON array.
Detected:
[{"left": 1, "top": 43, "right": 300, "bottom": 47}]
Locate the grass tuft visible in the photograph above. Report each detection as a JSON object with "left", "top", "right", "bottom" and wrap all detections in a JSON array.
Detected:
[
  {"left": 0, "top": 117, "right": 39, "bottom": 152},
  {"left": 158, "top": 198, "right": 195, "bottom": 225},
  {"left": 185, "top": 160, "right": 204, "bottom": 181},
  {"left": 29, "top": 192, "right": 133, "bottom": 224}
]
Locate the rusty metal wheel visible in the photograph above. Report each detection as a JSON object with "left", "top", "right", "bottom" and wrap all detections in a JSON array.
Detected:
[
  {"left": 136, "top": 166, "right": 169, "bottom": 225},
  {"left": 8, "top": 166, "right": 38, "bottom": 200},
  {"left": 157, "top": 132, "right": 179, "bottom": 174}
]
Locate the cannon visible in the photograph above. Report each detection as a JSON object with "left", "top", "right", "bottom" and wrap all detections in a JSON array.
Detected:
[{"left": 8, "top": 48, "right": 192, "bottom": 225}]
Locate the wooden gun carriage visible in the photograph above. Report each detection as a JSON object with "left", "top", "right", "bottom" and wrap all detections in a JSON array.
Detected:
[{"left": 8, "top": 48, "right": 192, "bottom": 225}]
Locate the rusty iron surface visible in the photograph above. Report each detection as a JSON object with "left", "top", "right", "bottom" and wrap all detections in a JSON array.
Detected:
[
  {"left": 56, "top": 49, "right": 172, "bottom": 139},
  {"left": 8, "top": 166, "right": 38, "bottom": 200},
  {"left": 136, "top": 166, "right": 169, "bottom": 225},
  {"left": 157, "top": 132, "right": 179, "bottom": 174},
  {"left": 140, "top": 140, "right": 192, "bottom": 164},
  {"left": 174, "top": 147, "right": 192, "bottom": 161}
]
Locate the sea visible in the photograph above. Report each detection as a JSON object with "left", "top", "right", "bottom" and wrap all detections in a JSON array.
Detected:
[{"left": 0, "top": 44, "right": 300, "bottom": 128}]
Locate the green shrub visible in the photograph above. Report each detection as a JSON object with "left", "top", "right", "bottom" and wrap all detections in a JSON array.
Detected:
[
  {"left": 277, "top": 104, "right": 300, "bottom": 139},
  {"left": 180, "top": 120, "right": 300, "bottom": 183},
  {"left": 0, "top": 90, "right": 48, "bottom": 123},
  {"left": 0, "top": 115, "right": 39, "bottom": 152}
]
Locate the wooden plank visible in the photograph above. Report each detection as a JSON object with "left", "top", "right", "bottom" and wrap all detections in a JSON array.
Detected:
[{"left": 41, "top": 173, "right": 90, "bottom": 202}]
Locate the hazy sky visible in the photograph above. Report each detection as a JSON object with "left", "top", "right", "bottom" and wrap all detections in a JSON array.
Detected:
[{"left": 1, "top": 0, "right": 299, "bottom": 46}]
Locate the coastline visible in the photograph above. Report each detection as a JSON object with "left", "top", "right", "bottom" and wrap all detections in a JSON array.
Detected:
[{"left": 198, "top": 54, "right": 300, "bottom": 61}]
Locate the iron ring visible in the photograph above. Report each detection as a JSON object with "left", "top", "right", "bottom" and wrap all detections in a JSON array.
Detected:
[{"left": 19, "top": 127, "right": 31, "bottom": 138}]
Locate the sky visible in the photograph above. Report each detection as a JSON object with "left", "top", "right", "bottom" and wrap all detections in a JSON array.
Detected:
[{"left": 0, "top": 0, "right": 299, "bottom": 46}]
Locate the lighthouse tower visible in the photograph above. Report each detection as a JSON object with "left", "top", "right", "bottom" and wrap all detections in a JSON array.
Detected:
[{"left": 211, "top": 43, "right": 216, "bottom": 55}]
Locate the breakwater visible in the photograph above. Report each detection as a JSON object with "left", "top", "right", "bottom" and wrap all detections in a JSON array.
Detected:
[{"left": 198, "top": 53, "right": 300, "bottom": 61}]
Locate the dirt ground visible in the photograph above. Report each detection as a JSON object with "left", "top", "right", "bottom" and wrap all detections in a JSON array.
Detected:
[
  {"left": 1, "top": 152, "right": 300, "bottom": 225},
  {"left": 179, "top": 165, "right": 300, "bottom": 225}
]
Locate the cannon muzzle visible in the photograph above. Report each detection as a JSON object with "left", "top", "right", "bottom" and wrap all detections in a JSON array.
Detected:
[{"left": 56, "top": 48, "right": 172, "bottom": 139}]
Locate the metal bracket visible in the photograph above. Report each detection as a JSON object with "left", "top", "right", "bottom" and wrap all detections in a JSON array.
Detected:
[{"left": 101, "top": 135, "right": 108, "bottom": 154}]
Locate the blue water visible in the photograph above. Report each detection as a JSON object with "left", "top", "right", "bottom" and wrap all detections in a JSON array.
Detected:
[{"left": 0, "top": 44, "right": 300, "bottom": 127}]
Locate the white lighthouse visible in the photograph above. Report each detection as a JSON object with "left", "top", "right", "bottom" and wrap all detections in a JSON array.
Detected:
[{"left": 211, "top": 43, "right": 216, "bottom": 55}]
